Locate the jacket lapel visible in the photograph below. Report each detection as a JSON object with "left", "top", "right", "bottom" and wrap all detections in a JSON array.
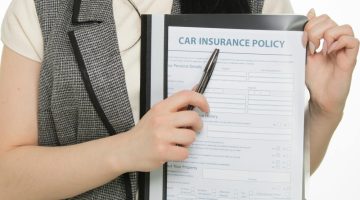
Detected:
[
  {"left": 68, "top": 0, "right": 135, "bottom": 135},
  {"left": 72, "top": 0, "right": 107, "bottom": 24}
]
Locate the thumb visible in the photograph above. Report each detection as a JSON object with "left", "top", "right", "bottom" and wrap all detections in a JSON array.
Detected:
[{"left": 192, "top": 84, "right": 199, "bottom": 92}]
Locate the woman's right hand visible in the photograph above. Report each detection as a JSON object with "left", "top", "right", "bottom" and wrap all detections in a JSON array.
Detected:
[{"left": 122, "top": 90, "right": 209, "bottom": 172}]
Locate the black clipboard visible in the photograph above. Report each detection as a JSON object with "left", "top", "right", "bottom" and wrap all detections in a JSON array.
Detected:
[{"left": 139, "top": 14, "right": 308, "bottom": 200}]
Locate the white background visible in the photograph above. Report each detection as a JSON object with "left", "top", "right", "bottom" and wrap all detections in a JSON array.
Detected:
[{"left": 0, "top": 0, "right": 359, "bottom": 199}]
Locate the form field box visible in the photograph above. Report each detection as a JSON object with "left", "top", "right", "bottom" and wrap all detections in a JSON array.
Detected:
[
  {"left": 210, "top": 103, "right": 246, "bottom": 109},
  {"left": 249, "top": 72, "right": 294, "bottom": 79},
  {"left": 207, "top": 125, "right": 292, "bottom": 141},
  {"left": 248, "top": 77, "right": 293, "bottom": 83},
  {"left": 248, "top": 110, "right": 292, "bottom": 116},
  {"left": 210, "top": 108, "right": 246, "bottom": 114},
  {"left": 249, "top": 95, "right": 292, "bottom": 101},
  {"left": 248, "top": 104, "right": 292, "bottom": 111},
  {"left": 249, "top": 100, "right": 292, "bottom": 106},
  {"left": 203, "top": 168, "right": 291, "bottom": 183}
]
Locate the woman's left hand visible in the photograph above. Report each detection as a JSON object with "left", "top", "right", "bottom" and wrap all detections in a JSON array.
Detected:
[{"left": 304, "top": 9, "right": 359, "bottom": 116}]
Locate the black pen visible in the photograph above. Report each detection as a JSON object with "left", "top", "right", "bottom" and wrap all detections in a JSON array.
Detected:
[{"left": 188, "top": 48, "right": 220, "bottom": 110}]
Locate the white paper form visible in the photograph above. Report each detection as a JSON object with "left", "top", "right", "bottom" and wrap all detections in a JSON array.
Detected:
[{"left": 166, "top": 26, "right": 306, "bottom": 200}]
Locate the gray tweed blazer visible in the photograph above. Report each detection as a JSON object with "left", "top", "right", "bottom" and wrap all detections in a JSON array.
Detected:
[{"left": 33, "top": 0, "right": 264, "bottom": 199}]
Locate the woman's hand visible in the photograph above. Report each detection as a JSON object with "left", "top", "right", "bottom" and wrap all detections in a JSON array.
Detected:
[
  {"left": 304, "top": 9, "right": 359, "bottom": 116},
  {"left": 303, "top": 9, "right": 359, "bottom": 173},
  {"left": 122, "top": 90, "right": 209, "bottom": 172}
]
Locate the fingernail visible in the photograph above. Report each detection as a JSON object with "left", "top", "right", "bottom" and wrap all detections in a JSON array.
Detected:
[
  {"left": 307, "top": 8, "right": 316, "bottom": 19},
  {"left": 302, "top": 32, "right": 308, "bottom": 47},
  {"left": 322, "top": 40, "right": 328, "bottom": 55},
  {"left": 309, "top": 42, "right": 316, "bottom": 55},
  {"left": 327, "top": 41, "right": 338, "bottom": 54}
]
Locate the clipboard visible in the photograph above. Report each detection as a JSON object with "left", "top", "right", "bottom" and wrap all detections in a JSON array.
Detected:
[{"left": 139, "top": 14, "right": 309, "bottom": 200}]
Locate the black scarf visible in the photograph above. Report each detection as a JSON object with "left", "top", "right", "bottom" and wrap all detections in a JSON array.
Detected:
[{"left": 180, "top": 0, "right": 251, "bottom": 14}]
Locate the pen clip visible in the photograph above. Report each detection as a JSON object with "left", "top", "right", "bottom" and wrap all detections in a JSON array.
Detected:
[
  {"left": 197, "top": 49, "right": 219, "bottom": 93},
  {"left": 204, "top": 49, "right": 220, "bottom": 74}
]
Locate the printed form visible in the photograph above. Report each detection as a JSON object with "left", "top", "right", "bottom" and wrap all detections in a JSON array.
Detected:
[{"left": 166, "top": 27, "right": 306, "bottom": 200}]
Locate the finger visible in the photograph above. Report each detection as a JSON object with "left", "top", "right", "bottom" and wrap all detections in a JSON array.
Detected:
[
  {"left": 305, "top": 15, "right": 337, "bottom": 54},
  {"left": 177, "top": 85, "right": 200, "bottom": 112},
  {"left": 192, "top": 84, "right": 199, "bottom": 91},
  {"left": 307, "top": 8, "right": 316, "bottom": 20},
  {"left": 327, "top": 35, "right": 360, "bottom": 57},
  {"left": 302, "top": 31, "right": 308, "bottom": 48},
  {"left": 170, "top": 111, "right": 203, "bottom": 132},
  {"left": 324, "top": 24, "right": 355, "bottom": 53},
  {"left": 303, "top": 14, "right": 330, "bottom": 47},
  {"left": 166, "top": 145, "right": 189, "bottom": 161},
  {"left": 162, "top": 90, "right": 210, "bottom": 113},
  {"left": 165, "top": 128, "right": 196, "bottom": 146},
  {"left": 305, "top": 14, "right": 334, "bottom": 33},
  {"left": 302, "top": 8, "right": 316, "bottom": 47}
]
